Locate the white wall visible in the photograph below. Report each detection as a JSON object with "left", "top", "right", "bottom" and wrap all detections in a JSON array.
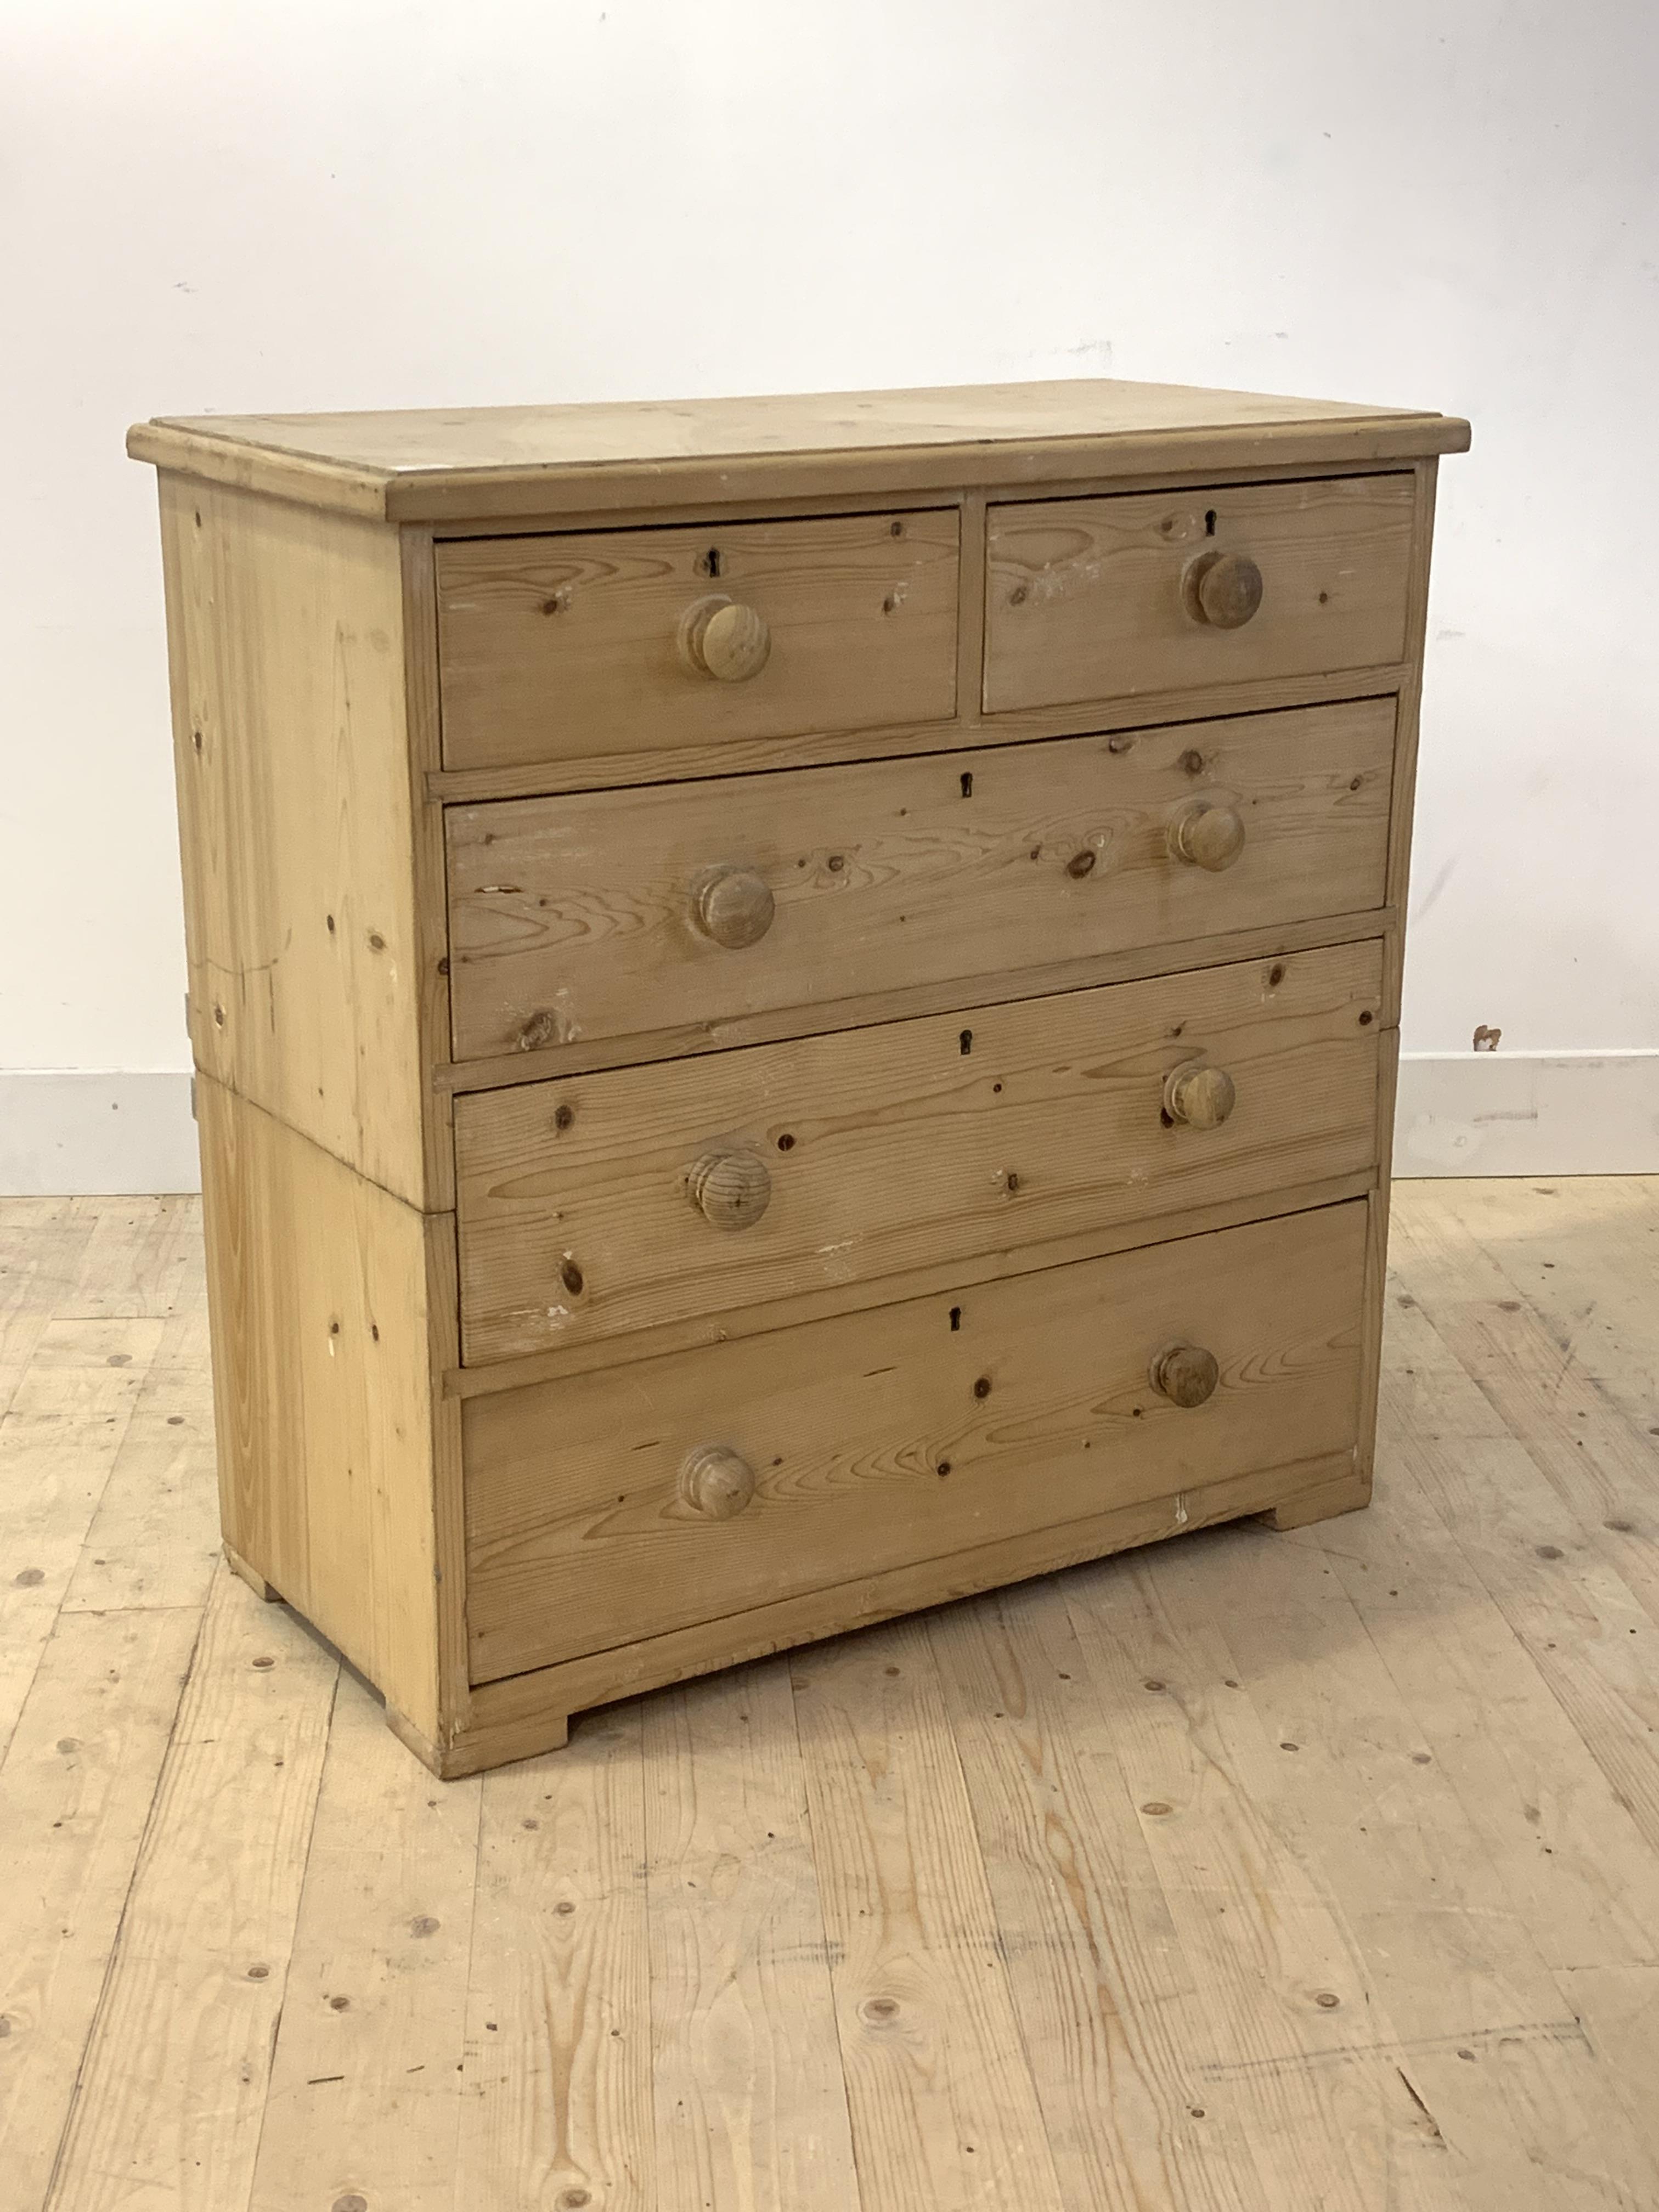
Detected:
[{"left": 3, "top": 0, "right": 1656, "bottom": 1187}]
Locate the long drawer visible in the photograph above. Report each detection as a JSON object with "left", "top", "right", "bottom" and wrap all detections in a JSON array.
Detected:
[
  {"left": 464, "top": 1199, "right": 1368, "bottom": 1683},
  {"left": 444, "top": 697, "right": 1395, "bottom": 1063},
  {"left": 984, "top": 474, "right": 1415, "bottom": 714},
  {"left": 436, "top": 509, "right": 960, "bottom": 772},
  {"left": 453, "top": 938, "right": 1383, "bottom": 1365}
]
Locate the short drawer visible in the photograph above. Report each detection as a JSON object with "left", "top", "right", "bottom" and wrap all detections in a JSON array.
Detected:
[
  {"left": 984, "top": 474, "right": 1415, "bottom": 714},
  {"left": 445, "top": 697, "right": 1395, "bottom": 1063},
  {"left": 436, "top": 509, "right": 960, "bottom": 772},
  {"left": 463, "top": 1199, "right": 1368, "bottom": 1683},
  {"left": 453, "top": 938, "right": 1383, "bottom": 1365}
]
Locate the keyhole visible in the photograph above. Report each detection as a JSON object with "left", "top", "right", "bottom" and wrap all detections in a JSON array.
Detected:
[
  {"left": 1204, "top": 509, "right": 1217, "bottom": 536},
  {"left": 960, "top": 771, "right": 973, "bottom": 798},
  {"left": 949, "top": 1306, "right": 962, "bottom": 1331},
  {"left": 706, "top": 547, "right": 722, "bottom": 578},
  {"left": 960, "top": 1029, "right": 973, "bottom": 1056}
]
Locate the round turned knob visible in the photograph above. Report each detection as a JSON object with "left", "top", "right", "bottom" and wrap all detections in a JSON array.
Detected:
[
  {"left": 677, "top": 594, "right": 772, "bottom": 682},
  {"left": 1164, "top": 1060, "right": 1238, "bottom": 1131},
  {"left": 679, "top": 1443, "right": 757, "bottom": 1519},
  {"left": 1167, "top": 800, "right": 1246, "bottom": 872},
  {"left": 692, "top": 866, "right": 775, "bottom": 950},
  {"left": 1183, "top": 549, "right": 1263, "bottom": 629},
  {"left": 686, "top": 1147, "right": 772, "bottom": 1231},
  {"left": 1149, "top": 1342, "right": 1221, "bottom": 1409}
]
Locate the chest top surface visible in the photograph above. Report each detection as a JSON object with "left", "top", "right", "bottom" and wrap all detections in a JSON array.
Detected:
[{"left": 127, "top": 375, "right": 1470, "bottom": 524}]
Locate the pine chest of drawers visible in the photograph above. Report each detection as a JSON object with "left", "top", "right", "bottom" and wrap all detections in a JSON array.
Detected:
[{"left": 129, "top": 379, "right": 1468, "bottom": 1775}]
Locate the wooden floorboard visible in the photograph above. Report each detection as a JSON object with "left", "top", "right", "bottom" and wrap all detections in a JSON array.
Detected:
[{"left": 2, "top": 1180, "right": 1658, "bottom": 2209}]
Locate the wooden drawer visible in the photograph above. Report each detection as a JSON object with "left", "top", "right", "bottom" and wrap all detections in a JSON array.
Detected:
[
  {"left": 454, "top": 938, "right": 1382, "bottom": 1365},
  {"left": 983, "top": 475, "right": 1415, "bottom": 714},
  {"left": 445, "top": 697, "right": 1395, "bottom": 1064},
  {"left": 464, "top": 1199, "right": 1367, "bottom": 1683},
  {"left": 435, "top": 510, "right": 960, "bottom": 772}
]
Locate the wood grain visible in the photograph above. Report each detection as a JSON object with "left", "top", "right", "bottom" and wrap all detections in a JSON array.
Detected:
[
  {"left": 425, "top": 664, "right": 1412, "bottom": 806},
  {"left": 788, "top": 1619, "right": 1068, "bottom": 2212},
  {"left": 59, "top": 1304, "right": 219, "bottom": 1615},
  {"left": 454, "top": 939, "right": 1384, "bottom": 1365},
  {"left": 0, "top": 1317, "right": 161, "bottom": 1751},
  {"left": 42, "top": 1564, "right": 338, "bottom": 2212},
  {"left": 436, "top": 906, "right": 1395, "bottom": 1099},
  {"left": 17, "top": 1177, "right": 1659, "bottom": 2205},
  {"left": 0, "top": 1607, "right": 200, "bottom": 2212},
  {"left": 445, "top": 698, "right": 1393, "bottom": 1063},
  {"left": 641, "top": 1661, "right": 859, "bottom": 2210},
  {"left": 929, "top": 1581, "right": 1265, "bottom": 2209},
  {"left": 157, "top": 476, "right": 442, "bottom": 1209},
  {"left": 1158, "top": 1477, "right": 1659, "bottom": 2200},
  {"left": 128, "top": 375, "right": 1469, "bottom": 523},
  {"left": 248, "top": 1670, "right": 482, "bottom": 2212},
  {"left": 985, "top": 473, "right": 1415, "bottom": 713},
  {"left": 462, "top": 1200, "right": 1367, "bottom": 1684},
  {"left": 421, "top": 1456, "right": 1353, "bottom": 1775},
  {"left": 1060, "top": 1555, "right": 1457, "bottom": 2205},
  {"left": 454, "top": 1706, "right": 653, "bottom": 2210},
  {"left": 443, "top": 1167, "right": 1375, "bottom": 1401},
  {"left": 436, "top": 509, "right": 958, "bottom": 773},
  {"left": 196, "top": 1076, "right": 451, "bottom": 1741}
]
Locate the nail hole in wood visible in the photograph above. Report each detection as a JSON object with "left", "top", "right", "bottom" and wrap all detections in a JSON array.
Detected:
[
  {"left": 560, "top": 1259, "right": 584, "bottom": 1296},
  {"left": 776, "top": 1132, "right": 795, "bottom": 1151},
  {"left": 973, "top": 1376, "right": 991, "bottom": 1399}
]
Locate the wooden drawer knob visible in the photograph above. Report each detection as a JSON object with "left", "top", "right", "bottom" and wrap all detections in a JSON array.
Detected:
[
  {"left": 1163, "top": 1060, "right": 1237, "bottom": 1131},
  {"left": 679, "top": 1443, "right": 757, "bottom": 1519},
  {"left": 1183, "top": 549, "right": 1263, "bottom": 629},
  {"left": 1149, "top": 1342, "right": 1220, "bottom": 1408},
  {"left": 693, "top": 866, "right": 775, "bottom": 949},
  {"left": 1167, "top": 800, "right": 1246, "bottom": 872},
  {"left": 686, "top": 1147, "right": 772, "bottom": 1231},
  {"left": 678, "top": 594, "right": 771, "bottom": 682}
]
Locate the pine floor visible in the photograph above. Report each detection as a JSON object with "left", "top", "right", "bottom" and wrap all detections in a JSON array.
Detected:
[{"left": 2, "top": 1181, "right": 1658, "bottom": 2211}]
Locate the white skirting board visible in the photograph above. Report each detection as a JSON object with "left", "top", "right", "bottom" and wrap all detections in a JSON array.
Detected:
[
  {"left": 1393, "top": 1051, "right": 1659, "bottom": 1176},
  {"left": 1, "top": 1056, "right": 1656, "bottom": 1195},
  {"left": 0, "top": 1072, "right": 201, "bottom": 1196}
]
